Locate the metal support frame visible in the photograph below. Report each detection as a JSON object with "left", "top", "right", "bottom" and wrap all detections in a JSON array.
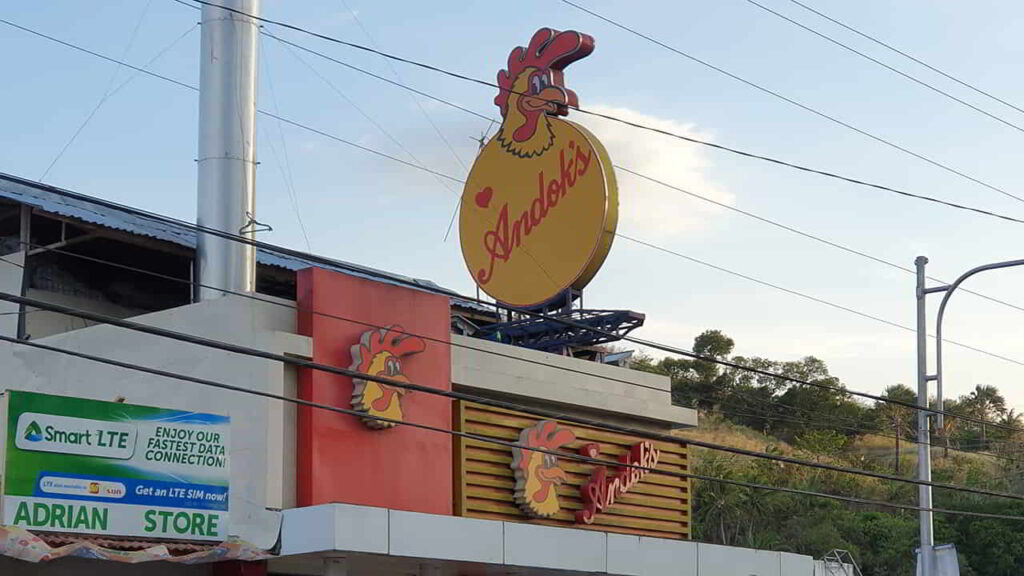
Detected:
[{"left": 914, "top": 255, "right": 1024, "bottom": 576}]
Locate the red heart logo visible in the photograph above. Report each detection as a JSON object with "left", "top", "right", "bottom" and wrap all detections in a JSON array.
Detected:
[{"left": 475, "top": 187, "right": 493, "bottom": 209}]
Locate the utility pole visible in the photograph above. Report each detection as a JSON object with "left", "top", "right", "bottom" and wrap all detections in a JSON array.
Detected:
[
  {"left": 196, "top": 0, "right": 261, "bottom": 300},
  {"left": 915, "top": 256, "right": 934, "bottom": 576}
]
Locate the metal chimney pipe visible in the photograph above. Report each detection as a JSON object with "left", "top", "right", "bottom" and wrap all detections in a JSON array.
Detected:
[{"left": 196, "top": 0, "right": 261, "bottom": 300}]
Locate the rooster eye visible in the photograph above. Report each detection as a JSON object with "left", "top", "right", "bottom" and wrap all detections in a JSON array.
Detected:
[{"left": 531, "top": 75, "right": 542, "bottom": 94}]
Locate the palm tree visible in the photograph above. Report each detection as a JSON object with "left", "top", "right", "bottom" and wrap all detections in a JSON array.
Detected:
[
  {"left": 966, "top": 384, "right": 1007, "bottom": 449},
  {"left": 877, "top": 384, "right": 916, "bottom": 473},
  {"left": 938, "top": 398, "right": 963, "bottom": 458}
]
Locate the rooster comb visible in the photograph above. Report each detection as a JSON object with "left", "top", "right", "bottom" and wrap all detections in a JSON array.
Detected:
[{"left": 495, "top": 28, "right": 595, "bottom": 117}]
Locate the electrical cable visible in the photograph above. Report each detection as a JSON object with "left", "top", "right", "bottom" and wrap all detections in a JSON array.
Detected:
[
  {"left": 19, "top": 234, "right": 1024, "bottom": 462},
  {"left": 4, "top": 19, "right": 1024, "bottom": 430},
  {"left": 2, "top": 289, "right": 1023, "bottom": 502},
  {"left": 1, "top": 168, "right": 1020, "bottom": 438},
  {"left": 39, "top": 0, "right": 158, "bottom": 181},
  {"left": 2, "top": 333, "right": 1021, "bottom": 522},
  {"left": 618, "top": 166, "right": 1024, "bottom": 315},
  {"left": 616, "top": 232, "right": 1024, "bottom": 369},
  {"left": 784, "top": 0, "right": 1024, "bottom": 118},
  {"left": 334, "top": 0, "right": 470, "bottom": 174},
  {"left": 740, "top": 0, "right": 1024, "bottom": 135},
  {"left": 261, "top": 31, "right": 1024, "bottom": 230},
  {"left": 11, "top": 12, "right": 1024, "bottom": 233},
  {"left": 266, "top": 27, "right": 1024, "bottom": 318},
  {"left": 260, "top": 34, "right": 313, "bottom": 251},
  {"left": 557, "top": 0, "right": 1024, "bottom": 206},
  {"left": 275, "top": 38, "right": 462, "bottom": 199}
]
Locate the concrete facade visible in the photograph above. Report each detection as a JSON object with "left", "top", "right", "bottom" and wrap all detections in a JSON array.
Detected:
[{"left": 274, "top": 503, "right": 823, "bottom": 576}]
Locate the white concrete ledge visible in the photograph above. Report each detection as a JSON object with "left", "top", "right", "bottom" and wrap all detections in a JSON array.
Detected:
[
  {"left": 277, "top": 504, "right": 817, "bottom": 576},
  {"left": 451, "top": 334, "right": 697, "bottom": 428}
]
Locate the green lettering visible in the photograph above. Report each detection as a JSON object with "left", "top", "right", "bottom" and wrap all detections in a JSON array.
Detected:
[
  {"left": 157, "top": 510, "right": 173, "bottom": 532},
  {"left": 92, "top": 507, "right": 108, "bottom": 531},
  {"left": 144, "top": 510, "right": 157, "bottom": 533},
  {"left": 73, "top": 505, "right": 90, "bottom": 529},
  {"left": 51, "top": 503, "right": 67, "bottom": 528},
  {"left": 191, "top": 513, "right": 206, "bottom": 536},
  {"left": 13, "top": 502, "right": 30, "bottom": 525},
  {"left": 32, "top": 503, "right": 49, "bottom": 526},
  {"left": 173, "top": 512, "right": 190, "bottom": 533},
  {"left": 207, "top": 514, "right": 219, "bottom": 537}
]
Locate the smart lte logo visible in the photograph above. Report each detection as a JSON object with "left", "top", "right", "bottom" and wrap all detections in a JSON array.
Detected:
[
  {"left": 23, "top": 421, "right": 43, "bottom": 442},
  {"left": 15, "top": 413, "right": 137, "bottom": 459}
]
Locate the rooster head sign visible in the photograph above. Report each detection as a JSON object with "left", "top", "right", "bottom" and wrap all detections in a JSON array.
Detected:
[
  {"left": 460, "top": 28, "right": 619, "bottom": 309},
  {"left": 511, "top": 420, "right": 577, "bottom": 517},
  {"left": 349, "top": 325, "right": 426, "bottom": 429}
]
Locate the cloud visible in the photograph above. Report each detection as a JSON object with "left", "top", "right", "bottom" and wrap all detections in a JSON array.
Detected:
[{"left": 574, "top": 105, "right": 733, "bottom": 239}]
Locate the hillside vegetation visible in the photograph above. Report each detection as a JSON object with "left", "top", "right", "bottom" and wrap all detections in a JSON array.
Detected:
[{"left": 635, "top": 330, "right": 1024, "bottom": 576}]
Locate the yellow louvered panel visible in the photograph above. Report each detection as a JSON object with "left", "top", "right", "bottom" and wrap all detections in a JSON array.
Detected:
[{"left": 454, "top": 401, "right": 691, "bottom": 540}]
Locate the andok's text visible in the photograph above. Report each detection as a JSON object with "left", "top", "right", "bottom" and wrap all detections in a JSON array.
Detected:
[
  {"left": 476, "top": 140, "right": 594, "bottom": 285},
  {"left": 576, "top": 441, "right": 661, "bottom": 524}
]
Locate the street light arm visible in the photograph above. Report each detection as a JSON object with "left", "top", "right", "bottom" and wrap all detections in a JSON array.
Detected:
[{"left": 935, "top": 258, "right": 1024, "bottom": 428}]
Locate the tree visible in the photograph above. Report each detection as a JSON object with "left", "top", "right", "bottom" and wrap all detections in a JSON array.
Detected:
[
  {"left": 874, "top": 384, "right": 916, "bottom": 473},
  {"left": 658, "top": 330, "right": 735, "bottom": 410},
  {"left": 965, "top": 384, "right": 1007, "bottom": 448}
]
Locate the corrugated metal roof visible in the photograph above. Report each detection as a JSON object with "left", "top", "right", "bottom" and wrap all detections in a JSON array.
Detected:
[{"left": 0, "top": 172, "right": 492, "bottom": 312}]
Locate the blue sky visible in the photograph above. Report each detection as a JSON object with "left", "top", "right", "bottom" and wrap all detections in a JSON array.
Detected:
[{"left": 4, "top": 0, "right": 1024, "bottom": 411}]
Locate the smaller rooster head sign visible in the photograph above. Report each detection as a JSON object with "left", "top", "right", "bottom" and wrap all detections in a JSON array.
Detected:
[
  {"left": 460, "top": 28, "right": 619, "bottom": 309},
  {"left": 511, "top": 420, "right": 577, "bottom": 517},
  {"left": 349, "top": 325, "right": 426, "bottom": 429}
]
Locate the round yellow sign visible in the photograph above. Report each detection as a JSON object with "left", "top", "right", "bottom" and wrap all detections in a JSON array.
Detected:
[{"left": 459, "top": 28, "right": 618, "bottom": 308}]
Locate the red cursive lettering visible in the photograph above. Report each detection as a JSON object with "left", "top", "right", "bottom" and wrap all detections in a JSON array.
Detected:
[
  {"left": 576, "top": 441, "right": 660, "bottom": 524},
  {"left": 475, "top": 140, "right": 594, "bottom": 285}
]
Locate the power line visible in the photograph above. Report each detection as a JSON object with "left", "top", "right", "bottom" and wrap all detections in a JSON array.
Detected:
[
  {"left": 4, "top": 289, "right": 1024, "bottom": 503},
  {"left": 275, "top": 37, "right": 462, "bottom": 199},
  {"left": 784, "top": 0, "right": 1024, "bottom": 118},
  {"left": 1, "top": 167, "right": 1019, "bottom": 438},
  {"left": 5, "top": 18, "right": 1024, "bottom": 427},
  {"left": 39, "top": 13, "right": 193, "bottom": 182},
  {"left": 616, "top": 232, "right": 1024, "bottom": 370},
  {"left": 260, "top": 34, "right": 313, "bottom": 251},
  {"left": 3, "top": 334, "right": 1021, "bottom": 522},
  {"left": 183, "top": 0, "right": 1024, "bottom": 215},
  {"left": 19, "top": 233, "right": 1024, "bottom": 456},
  {"left": 740, "top": 0, "right": 1024, "bottom": 135},
  {"left": 12, "top": 13, "right": 1024, "bottom": 231},
  {"left": 335, "top": 0, "right": 470, "bottom": 175},
  {"left": 557, "top": 0, "right": 1024, "bottom": 206},
  {"left": 618, "top": 166, "right": 1024, "bottom": 316}
]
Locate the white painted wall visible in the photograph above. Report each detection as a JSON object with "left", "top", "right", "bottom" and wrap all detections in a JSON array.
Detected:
[
  {"left": 0, "top": 294, "right": 308, "bottom": 549},
  {"left": 22, "top": 288, "right": 149, "bottom": 340},
  {"left": 451, "top": 334, "right": 697, "bottom": 430}
]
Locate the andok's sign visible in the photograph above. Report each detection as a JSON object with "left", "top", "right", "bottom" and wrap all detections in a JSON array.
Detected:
[
  {"left": 577, "top": 441, "right": 660, "bottom": 524},
  {"left": 460, "top": 28, "right": 618, "bottom": 308},
  {"left": 510, "top": 421, "right": 659, "bottom": 523}
]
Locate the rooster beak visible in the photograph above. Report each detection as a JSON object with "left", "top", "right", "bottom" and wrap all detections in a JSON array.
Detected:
[
  {"left": 523, "top": 86, "right": 569, "bottom": 114},
  {"left": 538, "top": 465, "right": 568, "bottom": 484}
]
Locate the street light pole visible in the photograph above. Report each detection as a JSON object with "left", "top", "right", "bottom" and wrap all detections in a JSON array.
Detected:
[
  {"left": 915, "top": 255, "right": 1024, "bottom": 575},
  {"left": 915, "top": 256, "right": 934, "bottom": 576}
]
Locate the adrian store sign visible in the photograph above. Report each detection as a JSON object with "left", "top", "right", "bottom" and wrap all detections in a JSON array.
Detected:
[{"left": 1, "top": 390, "right": 230, "bottom": 541}]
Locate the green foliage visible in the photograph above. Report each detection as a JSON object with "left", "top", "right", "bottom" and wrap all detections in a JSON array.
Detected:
[{"left": 632, "top": 328, "right": 1024, "bottom": 575}]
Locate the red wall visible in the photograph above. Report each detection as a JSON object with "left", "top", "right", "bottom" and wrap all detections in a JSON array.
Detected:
[{"left": 296, "top": 267, "right": 452, "bottom": 514}]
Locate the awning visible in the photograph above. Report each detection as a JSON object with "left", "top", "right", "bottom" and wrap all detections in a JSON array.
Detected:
[{"left": 0, "top": 526, "right": 271, "bottom": 564}]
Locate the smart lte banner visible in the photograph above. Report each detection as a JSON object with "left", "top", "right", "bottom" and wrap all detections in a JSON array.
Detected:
[{"left": 1, "top": 390, "right": 230, "bottom": 541}]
